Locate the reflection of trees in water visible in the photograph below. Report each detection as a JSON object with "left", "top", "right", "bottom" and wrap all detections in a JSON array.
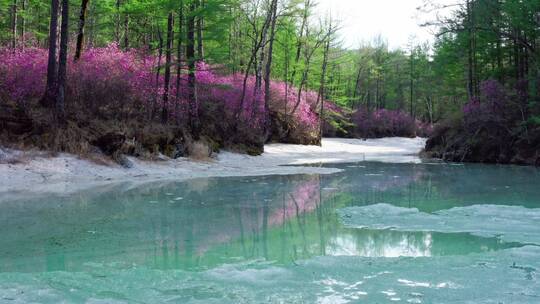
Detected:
[
  {"left": 420, "top": 164, "right": 540, "bottom": 209},
  {"left": 326, "top": 230, "right": 433, "bottom": 257},
  {"left": 0, "top": 174, "right": 325, "bottom": 271},
  {"left": 328, "top": 162, "right": 540, "bottom": 212},
  {"left": 2, "top": 162, "right": 535, "bottom": 272}
]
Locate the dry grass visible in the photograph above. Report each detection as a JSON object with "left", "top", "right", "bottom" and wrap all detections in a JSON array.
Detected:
[
  {"left": 0, "top": 147, "right": 53, "bottom": 165},
  {"left": 188, "top": 140, "right": 212, "bottom": 161}
]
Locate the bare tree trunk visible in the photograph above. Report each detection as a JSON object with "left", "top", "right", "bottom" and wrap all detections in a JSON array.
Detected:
[
  {"left": 317, "top": 33, "right": 330, "bottom": 140},
  {"left": 123, "top": 12, "right": 129, "bottom": 49},
  {"left": 409, "top": 49, "right": 414, "bottom": 118},
  {"left": 40, "top": 0, "right": 60, "bottom": 108},
  {"left": 255, "top": 1, "right": 274, "bottom": 100},
  {"left": 425, "top": 96, "right": 434, "bottom": 124},
  {"left": 21, "top": 0, "right": 27, "bottom": 43},
  {"left": 291, "top": 26, "right": 327, "bottom": 115},
  {"left": 375, "top": 75, "right": 380, "bottom": 110},
  {"left": 255, "top": 33, "right": 266, "bottom": 95},
  {"left": 196, "top": 0, "right": 204, "bottom": 61},
  {"left": 11, "top": 0, "right": 18, "bottom": 49},
  {"left": 366, "top": 67, "right": 371, "bottom": 112},
  {"left": 289, "top": 0, "right": 310, "bottom": 89},
  {"left": 56, "top": 0, "right": 69, "bottom": 122},
  {"left": 352, "top": 65, "right": 362, "bottom": 108},
  {"left": 238, "top": 3, "right": 274, "bottom": 117},
  {"left": 175, "top": 1, "right": 184, "bottom": 122},
  {"left": 293, "top": 68, "right": 308, "bottom": 114},
  {"left": 466, "top": 0, "right": 476, "bottom": 100},
  {"left": 115, "top": 0, "right": 121, "bottom": 43},
  {"left": 228, "top": 6, "right": 234, "bottom": 72},
  {"left": 187, "top": 2, "right": 200, "bottom": 139},
  {"left": 88, "top": 0, "right": 95, "bottom": 47},
  {"left": 153, "top": 27, "right": 163, "bottom": 119},
  {"left": 263, "top": 0, "right": 278, "bottom": 109},
  {"left": 283, "top": 30, "right": 290, "bottom": 114},
  {"left": 396, "top": 64, "right": 404, "bottom": 110},
  {"left": 74, "top": 0, "right": 90, "bottom": 61},
  {"left": 262, "top": 0, "right": 278, "bottom": 140},
  {"left": 162, "top": 12, "right": 174, "bottom": 124}
]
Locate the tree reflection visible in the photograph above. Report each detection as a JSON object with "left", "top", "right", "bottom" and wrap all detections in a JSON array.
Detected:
[{"left": 0, "top": 162, "right": 532, "bottom": 273}]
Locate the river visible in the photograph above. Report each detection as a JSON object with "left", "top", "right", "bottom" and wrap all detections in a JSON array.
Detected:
[{"left": 1, "top": 161, "right": 539, "bottom": 303}]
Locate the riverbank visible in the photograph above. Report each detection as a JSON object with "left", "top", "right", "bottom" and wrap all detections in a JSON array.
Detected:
[
  {"left": 424, "top": 119, "right": 540, "bottom": 166},
  {"left": 0, "top": 137, "right": 425, "bottom": 196}
]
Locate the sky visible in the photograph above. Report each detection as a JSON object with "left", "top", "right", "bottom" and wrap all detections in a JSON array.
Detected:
[{"left": 315, "top": 0, "right": 444, "bottom": 50}]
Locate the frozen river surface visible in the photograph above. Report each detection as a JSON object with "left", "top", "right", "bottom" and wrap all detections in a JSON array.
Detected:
[{"left": 1, "top": 161, "right": 540, "bottom": 303}]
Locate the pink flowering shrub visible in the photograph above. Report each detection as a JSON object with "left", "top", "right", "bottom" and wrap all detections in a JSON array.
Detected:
[
  {"left": 0, "top": 45, "right": 327, "bottom": 151},
  {"left": 352, "top": 108, "right": 419, "bottom": 138},
  {"left": 68, "top": 44, "right": 158, "bottom": 117},
  {"left": 425, "top": 79, "right": 538, "bottom": 164},
  {"left": 0, "top": 48, "right": 48, "bottom": 106},
  {"left": 462, "top": 79, "right": 522, "bottom": 135},
  {"left": 8, "top": 46, "right": 439, "bottom": 148},
  {"left": 197, "top": 69, "right": 323, "bottom": 144},
  {"left": 266, "top": 80, "right": 321, "bottom": 143}
]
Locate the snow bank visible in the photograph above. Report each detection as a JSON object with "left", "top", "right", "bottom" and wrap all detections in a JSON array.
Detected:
[{"left": 0, "top": 137, "right": 426, "bottom": 197}]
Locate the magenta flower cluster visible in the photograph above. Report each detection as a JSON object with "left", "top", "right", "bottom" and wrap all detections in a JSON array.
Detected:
[
  {"left": 461, "top": 79, "right": 522, "bottom": 133},
  {"left": 0, "top": 45, "right": 323, "bottom": 136},
  {"left": 0, "top": 47, "right": 48, "bottom": 106},
  {"left": 352, "top": 108, "right": 421, "bottom": 138}
]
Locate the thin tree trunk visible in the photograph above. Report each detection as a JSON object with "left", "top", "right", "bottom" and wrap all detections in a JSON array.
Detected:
[
  {"left": 283, "top": 32, "right": 290, "bottom": 114},
  {"left": 187, "top": 1, "right": 200, "bottom": 139},
  {"left": 175, "top": 1, "right": 184, "bottom": 122},
  {"left": 40, "top": 0, "right": 60, "bottom": 107},
  {"left": 293, "top": 68, "right": 308, "bottom": 114},
  {"left": 352, "top": 65, "right": 362, "bottom": 105},
  {"left": 153, "top": 27, "right": 163, "bottom": 119},
  {"left": 255, "top": 32, "right": 267, "bottom": 95},
  {"left": 162, "top": 12, "right": 174, "bottom": 124},
  {"left": 56, "top": 0, "right": 69, "bottom": 121},
  {"left": 263, "top": 0, "right": 278, "bottom": 108},
  {"left": 255, "top": 0, "right": 274, "bottom": 99},
  {"left": 396, "top": 64, "right": 404, "bottom": 110},
  {"left": 291, "top": 30, "right": 326, "bottom": 114},
  {"left": 74, "top": 0, "right": 90, "bottom": 61},
  {"left": 366, "top": 67, "right": 371, "bottom": 112},
  {"left": 11, "top": 0, "right": 18, "bottom": 49},
  {"left": 289, "top": 0, "right": 310, "bottom": 88},
  {"left": 375, "top": 75, "right": 380, "bottom": 110},
  {"left": 409, "top": 50, "right": 414, "bottom": 117},
  {"left": 466, "top": 0, "right": 475, "bottom": 100},
  {"left": 123, "top": 12, "right": 129, "bottom": 49},
  {"left": 263, "top": 0, "right": 278, "bottom": 139},
  {"left": 115, "top": 0, "right": 121, "bottom": 43},
  {"left": 228, "top": 6, "right": 233, "bottom": 71},
  {"left": 88, "top": 0, "right": 95, "bottom": 47},
  {"left": 317, "top": 32, "right": 331, "bottom": 140},
  {"left": 238, "top": 3, "right": 274, "bottom": 117},
  {"left": 21, "top": 0, "right": 26, "bottom": 43},
  {"left": 472, "top": 7, "right": 478, "bottom": 97},
  {"left": 196, "top": 0, "right": 204, "bottom": 61}
]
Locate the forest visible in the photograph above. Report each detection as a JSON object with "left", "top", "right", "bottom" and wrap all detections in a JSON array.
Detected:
[
  {"left": 2, "top": 1, "right": 540, "bottom": 302},
  {"left": 0, "top": 0, "right": 539, "bottom": 164}
]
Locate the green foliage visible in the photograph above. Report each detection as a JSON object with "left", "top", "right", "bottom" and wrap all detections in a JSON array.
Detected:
[
  {"left": 529, "top": 116, "right": 540, "bottom": 127},
  {"left": 1, "top": 0, "right": 538, "bottom": 127}
]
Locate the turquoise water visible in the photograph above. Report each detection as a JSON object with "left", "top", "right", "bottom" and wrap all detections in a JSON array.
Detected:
[{"left": 1, "top": 162, "right": 539, "bottom": 303}]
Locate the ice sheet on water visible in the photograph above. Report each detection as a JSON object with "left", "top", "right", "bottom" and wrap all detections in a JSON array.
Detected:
[
  {"left": 339, "top": 203, "right": 540, "bottom": 244},
  {"left": 2, "top": 246, "right": 540, "bottom": 303}
]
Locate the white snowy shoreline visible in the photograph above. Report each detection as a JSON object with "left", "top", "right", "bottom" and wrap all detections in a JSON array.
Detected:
[{"left": 0, "top": 137, "right": 426, "bottom": 196}]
